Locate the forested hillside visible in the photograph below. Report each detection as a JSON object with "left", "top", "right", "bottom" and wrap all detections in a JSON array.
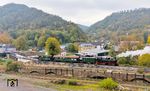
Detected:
[
  {"left": 0, "top": 3, "right": 87, "bottom": 45},
  {"left": 89, "top": 8, "right": 150, "bottom": 32},
  {"left": 0, "top": 3, "right": 70, "bottom": 30},
  {"left": 77, "top": 24, "right": 89, "bottom": 32}
]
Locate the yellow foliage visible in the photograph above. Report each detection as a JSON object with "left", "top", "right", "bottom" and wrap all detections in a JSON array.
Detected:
[
  {"left": 45, "top": 37, "right": 61, "bottom": 56},
  {"left": 0, "top": 32, "right": 12, "bottom": 44},
  {"left": 147, "top": 36, "right": 150, "bottom": 44},
  {"left": 138, "top": 54, "right": 150, "bottom": 67}
]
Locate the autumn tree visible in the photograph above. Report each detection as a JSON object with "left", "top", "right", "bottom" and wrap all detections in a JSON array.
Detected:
[
  {"left": 66, "top": 43, "right": 79, "bottom": 53},
  {"left": 147, "top": 36, "right": 150, "bottom": 45},
  {"left": 0, "top": 32, "right": 12, "bottom": 44},
  {"left": 45, "top": 37, "right": 61, "bottom": 60},
  {"left": 119, "top": 34, "right": 144, "bottom": 51},
  {"left": 138, "top": 54, "right": 150, "bottom": 67},
  {"left": 37, "top": 36, "right": 46, "bottom": 49},
  {"left": 13, "top": 36, "right": 28, "bottom": 50}
]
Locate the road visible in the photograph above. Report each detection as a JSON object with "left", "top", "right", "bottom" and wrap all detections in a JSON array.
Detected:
[{"left": 0, "top": 74, "right": 57, "bottom": 91}]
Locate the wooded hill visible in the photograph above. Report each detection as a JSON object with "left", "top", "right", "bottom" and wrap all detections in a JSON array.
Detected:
[
  {"left": 0, "top": 3, "right": 87, "bottom": 44},
  {"left": 89, "top": 8, "right": 150, "bottom": 33}
]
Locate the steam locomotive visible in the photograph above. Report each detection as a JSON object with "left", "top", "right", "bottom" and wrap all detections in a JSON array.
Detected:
[{"left": 38, "top": 55, "right": 118, "bottom": 66}]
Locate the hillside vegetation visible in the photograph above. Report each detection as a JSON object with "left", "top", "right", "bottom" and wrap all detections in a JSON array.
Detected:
[
  {"left": 0, "top": 3, "right": 87, "bottom": 47},
  {"left": 90, "top": 8, "right": 150, "bottom": 32}
]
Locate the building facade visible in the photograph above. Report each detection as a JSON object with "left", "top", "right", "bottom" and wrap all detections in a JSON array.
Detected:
[{"left": 0, "top": 44, "right": 16, "bottom": 53}]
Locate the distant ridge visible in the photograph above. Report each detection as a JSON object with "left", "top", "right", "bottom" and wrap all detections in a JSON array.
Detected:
[
  {"left": 0, "top": 3, "right": 75, "bottom": 31},
  {"left": 77, "top": 24, "right": 89, "bottom": 32},
  {"left": 0, "top": 3, "right": 87, "bottom": 43},
  {"left": 89, "top": 8, "right": 150, "bottom": 32}
]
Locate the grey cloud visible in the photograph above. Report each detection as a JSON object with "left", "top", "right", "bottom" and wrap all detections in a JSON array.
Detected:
[{"left": 35, "top": 0, "right": 150, "bottom": 11}]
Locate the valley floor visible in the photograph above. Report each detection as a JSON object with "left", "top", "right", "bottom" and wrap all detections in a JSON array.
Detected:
[{"left": 0, "top": 73, "right": 149, "bottom": 91}]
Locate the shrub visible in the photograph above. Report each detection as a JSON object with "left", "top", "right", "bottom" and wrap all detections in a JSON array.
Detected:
[
  {"left": 137, "top": 68, "right": 144, "bottom": 74},
  {"left": 68, "top": 80, "right": 78, "bottom": 86},
  {"left": 138, "top": 54, "right": 150, "bottom": 67},
  {"left": 0, "top": 59, "right": 5, "bottom": 65},
  {"left": 0, "top": 58, "right": 13, "bottom": 65},
  {"left": 117, "top": 56, "right": 137, "bottom": 66},
  {"left": 99, "top": 78, "right": 118, "bottom": 90},
  {"left": 117, "top": 57, "right": 127, "bottom": 64},
  {"left": 6, "top": 61, "right": 22, "bottom": 72},
  {"left": 54, "top": 80, "right": 66, "bottom": 84},
  {"left": 146, "top": 75, "right": 150, "bottom": 79}
]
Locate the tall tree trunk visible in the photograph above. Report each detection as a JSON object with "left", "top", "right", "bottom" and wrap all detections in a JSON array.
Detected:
[{"left": 51, "top": 54, "right": 54, "bottom": 61}]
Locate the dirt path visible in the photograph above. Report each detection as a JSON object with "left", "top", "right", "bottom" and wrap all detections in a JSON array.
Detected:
[{"left": 0, "top": 74, "right": 57, "bottom": 91}]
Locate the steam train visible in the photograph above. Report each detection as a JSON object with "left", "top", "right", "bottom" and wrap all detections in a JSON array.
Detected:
[{"left": 38, "top": 55, "right": 118, "bottom": 66}]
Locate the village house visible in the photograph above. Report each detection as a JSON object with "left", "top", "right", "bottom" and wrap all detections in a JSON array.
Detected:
[
  {"left": 0, "top": 44, "right": 16, "bottom": 57},
  {"left": 78, "top": 42, "right": 103, "bottom": 52},
  {"left": 0, "top": 44, "right": 16, "bottom": 53},
  {"left": 77, "top": 42, "right": 109, "bottom": 57}
]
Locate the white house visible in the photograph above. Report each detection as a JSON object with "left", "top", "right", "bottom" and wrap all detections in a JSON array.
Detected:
[
  {"left": 79, "top": 47, "right": 109, "bottom": 57},
  {"left": 0, "top": 44, "right": 16, "bottom": 53}
]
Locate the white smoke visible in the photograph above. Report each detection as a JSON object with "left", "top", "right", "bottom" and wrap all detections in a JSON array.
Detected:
[{"left": 117, "top": 46, "right": 150, "bottom": 57}]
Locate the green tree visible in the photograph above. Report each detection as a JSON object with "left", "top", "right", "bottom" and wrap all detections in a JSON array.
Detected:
[
  {"left": 108, "top": 43, "right": 116, "bottom": 57},
  {"left": 45, "top": 37, "right": 61, "bottom": 60},
  {"left": 138, "top": 54, "right": 150, "bottom": 67},
  {"left": 34, "top": 33, "right": 40, "bottom": 46},
  {"left": 143, "top": 32, "right": 148, "bottom": 44},
  {"left": 37, "top": 36, "right": 46, "bottom": 49},
  {"left": 109, "top": 48, "right": 116, "bottom": 57},
  {"left": 66, "top": 43, "right": 79, "bottom": 53},
  {"left": 13, "top": 36, "right": 28, "bottom": 50},
  {"left": 117, "top": 56, "right": 137, "bottom": 66},
  {"left": 27, "top": 40, "right": 36, "bottom": 47}
]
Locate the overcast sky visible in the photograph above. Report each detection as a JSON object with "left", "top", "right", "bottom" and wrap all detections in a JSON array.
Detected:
[{"left": 0, "top": 0, "right": 150, "bottom": 26}]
